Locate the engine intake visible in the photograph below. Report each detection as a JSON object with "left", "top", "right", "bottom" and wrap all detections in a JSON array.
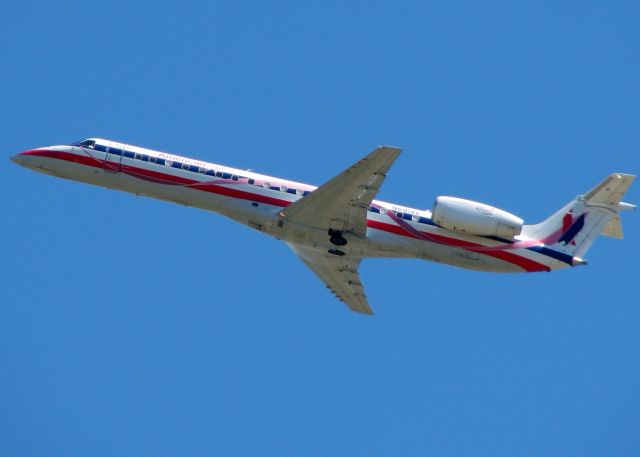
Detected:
[{"left": 432, "top": 196, "right": 523, "bottom": 239}]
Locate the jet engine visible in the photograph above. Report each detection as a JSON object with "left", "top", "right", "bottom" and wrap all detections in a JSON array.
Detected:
[{"left": 432, "top": 196, "right": 523, "bottom": 239}]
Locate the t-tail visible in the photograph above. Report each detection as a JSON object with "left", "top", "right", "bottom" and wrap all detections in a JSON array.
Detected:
[{"left": 522, "top": 173, "right": 636, "bottom": 265}]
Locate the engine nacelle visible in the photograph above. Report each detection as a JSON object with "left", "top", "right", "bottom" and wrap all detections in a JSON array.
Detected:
[{"left": 432, "top": 196, "right": 523, "bottom": 239}]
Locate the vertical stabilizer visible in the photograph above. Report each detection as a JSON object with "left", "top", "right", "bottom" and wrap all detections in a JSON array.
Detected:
[{"left": 522, "top": 173, "right": 636, "bottom": 259}]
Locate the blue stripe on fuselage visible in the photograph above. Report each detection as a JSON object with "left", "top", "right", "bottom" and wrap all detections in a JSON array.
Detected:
[{"left": 526, "top": 246, "right": 574, "bottom": 265}]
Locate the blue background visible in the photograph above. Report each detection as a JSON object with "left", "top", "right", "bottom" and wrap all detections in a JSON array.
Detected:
[{"left": 2, "top": 1, "right": 639, "bottom": 455}]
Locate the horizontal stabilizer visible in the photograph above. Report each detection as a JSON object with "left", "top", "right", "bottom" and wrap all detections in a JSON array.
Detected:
[
  {"left": 583, "top": 173, "right": 636, "bottom": 207},
  {"left": 601, "top": 214, "right": 623, "bottom": 238},
  {"left": 583, "top": 173, "right": 636, "bottom": 239},
  {"left": 600, "top": 202, "right": 636, "bottom": 239}
]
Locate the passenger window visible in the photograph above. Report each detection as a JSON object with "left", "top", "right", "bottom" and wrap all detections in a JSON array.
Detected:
[
  {"left": 205, "top": 169, "right": 215, "bottom": 176},
  {"left": 222, "top": 173, "right": 232, "bottom": 179},
  {"left": 216, "top": 171, "right": 223, "bottom": 178},
  {"left": 248, "top": 178, "right": 255, "bottom": 185},
  {"left": 232, "top": 175, "right": 238, "bottom": 181},
  {"left": 134, "top": 153, "right": 142, "bottom": 160},
  {"left": 181, "top": 163, "right": 189, "bottom": 170},
  {"left": 149, "top": 156, "right": 156, "bottom": 163}
]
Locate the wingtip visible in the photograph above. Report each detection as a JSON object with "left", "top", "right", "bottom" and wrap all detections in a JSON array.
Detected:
[
  {"left": 378, "top": 145, "right": 402, "bottom": 153},
  {"left": 352, "top": 308, "right": 375, "bottom": 316},
  {"left": 352, "top": 302, "right": 375, "bottom": 315}
]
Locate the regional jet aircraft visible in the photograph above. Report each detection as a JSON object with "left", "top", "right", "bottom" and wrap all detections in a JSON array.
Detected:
[{"left": 12, "top": 139, "right": 636, "bottom": 314}]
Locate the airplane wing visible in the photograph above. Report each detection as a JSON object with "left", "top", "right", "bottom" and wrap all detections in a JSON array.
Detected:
[
  {"left": 280, "top": 146, "right": 402, "bottom": 237},
  {"left": 288, "top": 244, "right": 372, "bottom": 315}
]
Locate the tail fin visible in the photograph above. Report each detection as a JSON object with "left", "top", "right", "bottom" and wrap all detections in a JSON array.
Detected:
[{"left": 522, "top": 173, "right": 636, "bottom": 259}]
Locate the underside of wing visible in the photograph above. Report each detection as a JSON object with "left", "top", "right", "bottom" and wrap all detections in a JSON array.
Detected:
[
  {"left": 288, "top": 244, "right": 372, "bottom": 315},
  {"left": 280, "top": 146, "right": 401, "bottom": 237}
]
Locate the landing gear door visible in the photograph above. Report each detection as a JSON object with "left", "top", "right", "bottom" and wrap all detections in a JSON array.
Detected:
[{"left": 104, "top": 141, "right": 124, "bottom": 172}]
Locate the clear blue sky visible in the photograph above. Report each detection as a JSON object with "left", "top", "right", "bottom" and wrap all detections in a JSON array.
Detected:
[{"left": 2, "top": 1, "right": 639, "bottom": 456}]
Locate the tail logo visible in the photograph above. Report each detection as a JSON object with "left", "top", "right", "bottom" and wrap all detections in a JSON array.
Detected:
[{"left": 558, "top": 211, "right": 586, "bottom": 246}]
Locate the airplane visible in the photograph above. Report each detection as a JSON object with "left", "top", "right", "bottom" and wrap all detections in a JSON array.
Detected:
[{"left": 11, "top": 138, "right": 636, "bottom": 315}]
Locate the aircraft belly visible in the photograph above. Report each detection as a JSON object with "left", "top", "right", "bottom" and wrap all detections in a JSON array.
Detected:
[
  {"left": 277, "top": 223, "right": 370, "bottom": 256},
  {"left": 416, "top": 243, "right": 523, "bottom": 272}
]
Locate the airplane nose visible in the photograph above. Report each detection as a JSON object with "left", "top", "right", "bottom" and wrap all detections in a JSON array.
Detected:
[
  {"left": 11, "top": 149, "right": 41, "bottom": 168},
  {"left": 11, "top": 152, "right": 27, "bottom": 166}
]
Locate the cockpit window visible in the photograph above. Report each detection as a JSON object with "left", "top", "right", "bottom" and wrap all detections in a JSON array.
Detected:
[{"left": 72, "top": 139, "right": 96, "bottom": 149}]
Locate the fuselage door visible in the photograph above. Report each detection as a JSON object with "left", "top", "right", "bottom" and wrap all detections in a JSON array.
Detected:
[{"left": 104, "top": 141, "right": 124, "bottom": 172}]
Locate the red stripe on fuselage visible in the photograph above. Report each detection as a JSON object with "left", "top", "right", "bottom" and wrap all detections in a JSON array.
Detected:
[
  {"left": 24, "top": 149, "right": 292, "bottom": 207},
  {"left": 367, "top": 220, "right": 550, "bottom": 272},
  {"left": 26, "top": 148, "right": 551, "bottom": 272}
]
